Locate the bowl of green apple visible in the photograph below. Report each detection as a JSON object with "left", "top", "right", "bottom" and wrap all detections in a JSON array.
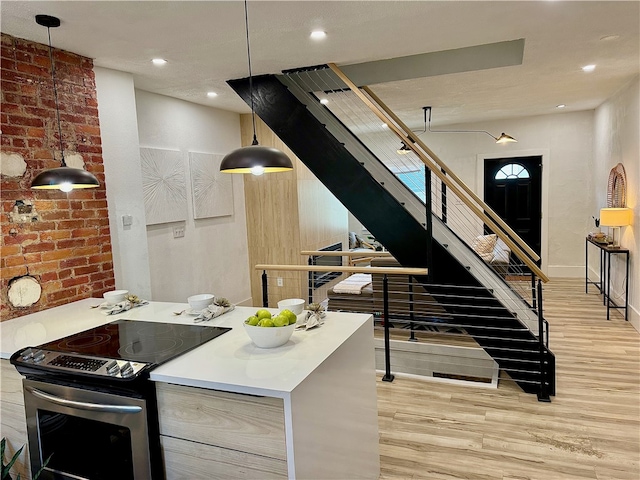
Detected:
[{"left": 243, "top": 308, "right": 297, "bottom": 348}]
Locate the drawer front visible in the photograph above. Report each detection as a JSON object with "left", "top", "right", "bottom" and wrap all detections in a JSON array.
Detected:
[
  {"left": 161, "top": 436, "right": 287, "bottom": 480},
  {"left": 156, "top": 383, "right": 286, "bottom": 460},
  {"left": 1, "top": 359, "right": 25, "bottom": 405}
]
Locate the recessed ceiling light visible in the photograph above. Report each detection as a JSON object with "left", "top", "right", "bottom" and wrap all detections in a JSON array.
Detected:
[
  {"left": 310, "top": 30, "right": 327, "bottom": 40},
  {"left": 600, "top": 34, "right": 620, "bottom": 41},
  {"left": 381, "top": 123, "right": 388, "bottom": 129},
  {"left": 320, "top": 98, "right": 329, "bottom": 105},
  {"left": 207, "top": 92, "right": 218, "bottom": 98},
  {"left": 582, "top": 64, "right": 596, "bottom": 72},
  {"left": 152, "top": 58, "right": 167, "bottom": 66},
  {"left": 556, "top": 104, "right": 566, "bottom": 109}
]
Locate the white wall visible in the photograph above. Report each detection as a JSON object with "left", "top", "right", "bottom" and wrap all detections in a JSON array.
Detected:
[
  {"left": 418, "top": 111, "right": 594, "bottom": 277},
  {"left": 593, "top": 76, "right": 639, "bottom": 331},
  {"left": 95, "top": 67, "right": 152, "bottom": 299},
  {"left": 135, "top": 90, "right": 252, "bottom": 305}
]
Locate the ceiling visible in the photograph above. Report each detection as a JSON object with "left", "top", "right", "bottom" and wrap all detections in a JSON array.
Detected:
[{"left": 1, "top": 1, "right": 638, "bottom": 130}]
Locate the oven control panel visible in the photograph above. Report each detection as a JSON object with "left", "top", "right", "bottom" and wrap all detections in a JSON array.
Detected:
[{"left": 16, "top": 348, "right": 148, "bottom": 379}]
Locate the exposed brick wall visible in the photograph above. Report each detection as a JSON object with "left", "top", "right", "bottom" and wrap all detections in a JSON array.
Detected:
[{"left": 1, "top": 33, "right": 115, "bottom": 321}]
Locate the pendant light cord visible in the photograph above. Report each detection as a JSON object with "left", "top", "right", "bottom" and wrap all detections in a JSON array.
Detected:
[
  {"left": 46, "top": 26, "right": 67, "bottom": 166},
  {"left": 244, "top": 0, "right": 259, "bottom": 145}
]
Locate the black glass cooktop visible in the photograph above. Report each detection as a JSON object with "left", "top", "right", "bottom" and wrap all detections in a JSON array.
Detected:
[
  {"left": 11, "top": 319, "right": 231, "bottom": 381},
  {"left": 38, "top": 319, "right": 231, "bottom": 365}
]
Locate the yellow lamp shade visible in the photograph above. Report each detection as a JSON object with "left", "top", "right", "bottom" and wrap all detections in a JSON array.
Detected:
[{"left": 599, "top": 208, "right": 632, "bottom": 227}]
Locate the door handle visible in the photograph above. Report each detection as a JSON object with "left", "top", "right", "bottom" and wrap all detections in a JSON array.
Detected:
[{"left": 26, "top": 386, "right": 142, "bottom": 414}]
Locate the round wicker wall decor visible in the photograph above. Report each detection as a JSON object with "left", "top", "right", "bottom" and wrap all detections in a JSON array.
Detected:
[{"left": 607, "top": 163, "right": 627, "bottom": 208}]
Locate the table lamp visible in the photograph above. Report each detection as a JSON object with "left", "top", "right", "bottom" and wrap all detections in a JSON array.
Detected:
[{"left": 599, "top": 207, "right": 632, "bottom": 247}]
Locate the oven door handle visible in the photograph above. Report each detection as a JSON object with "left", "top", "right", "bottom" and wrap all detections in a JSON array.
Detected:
[{"left": 26, "top": 386, "right": 143, "bottom": 414}]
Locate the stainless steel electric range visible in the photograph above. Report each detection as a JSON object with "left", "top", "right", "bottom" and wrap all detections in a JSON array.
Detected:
[{"left": 10, "top": 319, "right": 231, "bottom": 480}]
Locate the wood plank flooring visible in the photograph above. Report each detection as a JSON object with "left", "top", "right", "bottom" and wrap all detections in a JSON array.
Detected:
[{"left": 376, "top": 278, "right": 639, "bottom": 480}]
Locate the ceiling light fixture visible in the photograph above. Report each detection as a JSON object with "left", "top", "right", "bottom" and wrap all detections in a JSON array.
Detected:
[
  {"left": 30, "top": 14, "right": 100, "bottom": 192},
  {"left": 152, "top": 58, "right": 167, "bottom": 65},
  {"left": 421, "top": 106, "right": 517, "bottom": 144},
  {"left": 582, "top": 64, "right": 596, "bottom": 72},
  {"left": 320, "top": 98, "right": 329, "bottom": 105},
  {"left": 220, "top": 0, "right": 293, "bottom": 176},
  {"left": 310, "top": 30, "right": 327, "bottom": 40},
  {"left": 207, "top": 91, "right": 218, "bottom": 98},
  {"left": 556, "top": 104, "right": 566, "bottom": 109}
]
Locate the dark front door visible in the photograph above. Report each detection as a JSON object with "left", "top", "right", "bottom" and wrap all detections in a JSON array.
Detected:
[{"left": 484, "top": 156, "right": 542, "bottom": 259}]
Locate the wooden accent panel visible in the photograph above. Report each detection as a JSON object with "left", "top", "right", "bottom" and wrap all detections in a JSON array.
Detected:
[
  {"left": 156, "top": 383, "right": 286, "bottom": 460},
  {"left": 240, "top": 115, "right": 348, "bottom": 306},
  {"left": 161, "top": 436, "right": 287, "bottom": 480}
]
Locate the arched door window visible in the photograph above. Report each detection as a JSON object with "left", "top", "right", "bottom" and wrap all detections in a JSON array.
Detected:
[{"left": 495, "top": 163, "right": 530, "bottom": 180}]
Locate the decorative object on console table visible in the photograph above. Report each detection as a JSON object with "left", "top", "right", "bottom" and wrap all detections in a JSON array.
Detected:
[{"left": 599, "top": 207, "right": 632, "bottom": 248}]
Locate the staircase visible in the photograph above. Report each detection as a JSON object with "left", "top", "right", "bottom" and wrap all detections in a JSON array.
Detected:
[{"left": 228, "top": 68, "right": 555, "bottom": 399}]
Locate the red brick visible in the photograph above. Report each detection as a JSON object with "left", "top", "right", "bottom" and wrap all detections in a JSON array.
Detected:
[
  {"left": 57, "top": 269, "right": 72, "bottom": 279},
  {"left": 39, "top": 230, "right": 71, "bottom": 242},
  {"left": 40, "top": 210, "right": 70, "bottom": 221},
  {"left": 40, "top": 271, "right": 58, "bottom": 282},
  {"left": 60, "top": 257, "right": 89, "bottom": 269},
  {"left": 41, "top": 249, "right": 73, "bottom": 262},
  {"left": 1, "top": 125, "right": 26, "bottom": 136},
  {"left": 4, "top": 233, "right": 38, "bottom": 245},
  {"left": 47, "top": 288, "right": 77, "bottom": 303},
  {"left": 72, "top": 227, "right": 98, "bottom": 238},
  {"left": 76, "top": 246, "right": 100, "bottom": 257},
  {"left": 62, "top": 276, "right": 89, "bottom": 288},
  {"left": 29, "top": 261, "right": 59, "bottom": 275},
  {"left": 57, "top": 238, "right": 86, "bottom": 249},
  {"left": 1, "top": 265, "right": 28, "bottom": 279},
  {"left": 23, "top": 242, "right": 56, "bottom": 254},
  {"left": 1, "top": 245, "right": 21, "bottom": 256},
  {"left": 23, "top": 253, "right": 42, "bottom": 264}
]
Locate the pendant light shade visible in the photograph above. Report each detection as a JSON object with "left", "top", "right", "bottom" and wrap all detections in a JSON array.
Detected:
[
  {"left": 30, "top": 14, "right": 100, "bottom": 191},
  {"left": 220, "top": 145, "right": 294, "bottom": 175},
  {"left": 31, "top": 166, "right": 100, "bottom": 192},
  {"left": 494, "top": 133, "right": 518, "bottom": 144},
  {"left": 220, "top": 0, "right": 292, "bottom": 175}
]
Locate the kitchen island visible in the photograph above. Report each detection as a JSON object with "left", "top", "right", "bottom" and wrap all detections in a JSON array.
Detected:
[{"left": 0, "top": 299, "right": 380, "bottom": 479}]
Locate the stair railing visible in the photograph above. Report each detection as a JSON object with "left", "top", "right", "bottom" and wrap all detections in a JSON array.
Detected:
[
  {"left": 255, "top": 263, "right": 428, "bottom": 382},
  {"left": 326, "top": 63, "right": 548, "bottom": 284}
]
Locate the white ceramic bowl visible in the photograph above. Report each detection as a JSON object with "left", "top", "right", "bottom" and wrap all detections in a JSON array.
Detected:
[
  {"left": 243, "top": 323, "right": 295, "bottom": 348},
  {"left": 277, "top": 298, "right": 305, "bottom": 315},
  {"left": 103, "top": 289, "right": 128, "bottom": 305},
  {"left": 188, "top": 294, "right": 215, "bottom": 311}
]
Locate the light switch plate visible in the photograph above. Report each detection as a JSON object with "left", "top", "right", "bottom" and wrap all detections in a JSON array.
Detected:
[
  {"left": 173, "top": 226, "right": 185, "bottom": 238},
  {"left": 122, "top": 215, "right": 133, "bottom": 227}
]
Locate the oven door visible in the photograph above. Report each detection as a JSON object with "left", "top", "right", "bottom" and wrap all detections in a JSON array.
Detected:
[{"left": 23, "top": 378, "right": 153, "bottom": 480}]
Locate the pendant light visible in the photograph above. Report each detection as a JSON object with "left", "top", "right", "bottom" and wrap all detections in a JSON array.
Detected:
[
  {"left": 31, "top": 14, "right": 100, "bottom": 192},
  {"left": 422, "top": 106, "right": 517, "bottom": 144},
  {"left": 220, "top": 0, "right": 293, "bottom": 175}
]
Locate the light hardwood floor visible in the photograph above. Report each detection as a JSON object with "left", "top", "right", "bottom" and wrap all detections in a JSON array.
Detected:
[{"left": 376, "top": 278, "right": 639, "bottom": 480}]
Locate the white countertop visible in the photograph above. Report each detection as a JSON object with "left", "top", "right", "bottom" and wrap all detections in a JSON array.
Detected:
[{"left": 0, "top": 299, "right": 372, "bottom": 398}]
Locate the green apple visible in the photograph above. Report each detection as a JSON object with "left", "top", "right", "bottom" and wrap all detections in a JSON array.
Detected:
[
  {"left": 272, "top": 315, "right": 289, "bottom": 327},
  {"left": 256, "top": 309, "right": 272, "bottom": 320},
  {"left": 259, "top": 318, "right": 275, "bottom": 327},
  {"left": 280, "top": 309, "right": 297, "bottom": 325},
  {"left": 245, "top": 315, "right": 260, "bottom": 326}
]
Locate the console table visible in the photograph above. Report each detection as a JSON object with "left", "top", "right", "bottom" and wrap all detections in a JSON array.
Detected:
[{"left": 585, "top": 237, "right": 630, "bottom": 320}]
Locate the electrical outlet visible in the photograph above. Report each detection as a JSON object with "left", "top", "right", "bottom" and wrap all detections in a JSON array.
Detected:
[
  {"left": 277, "top": 277, "right": 283, "bottom": 287},
  {"left": 173, "top": 226, "right": 185, "bottom": 238}
]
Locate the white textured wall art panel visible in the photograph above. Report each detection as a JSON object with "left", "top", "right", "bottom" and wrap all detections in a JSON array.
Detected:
[
  {"left": 189, "top": 152, "right": 233, "bottom": 219},
  {"left": 141, "top": 148, "right": 187, "bottom": 225}
]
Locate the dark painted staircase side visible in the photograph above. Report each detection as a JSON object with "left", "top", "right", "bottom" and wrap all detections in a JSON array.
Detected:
[{"left": 228, "top": 74, "right": 554, "bottom": 396}]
